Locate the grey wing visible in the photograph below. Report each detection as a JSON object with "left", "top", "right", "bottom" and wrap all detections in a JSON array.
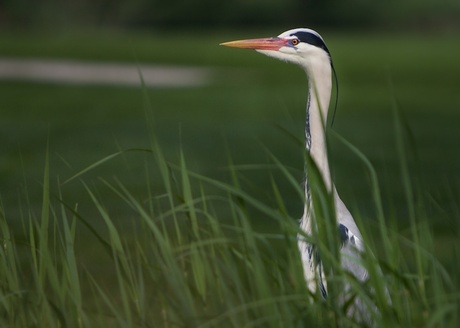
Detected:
[
  {"left": 308, "top": 224, "right": 367, "bottom": 300},
  {"left": 338, "top": 224, "right": 368, "bottom": 281}
]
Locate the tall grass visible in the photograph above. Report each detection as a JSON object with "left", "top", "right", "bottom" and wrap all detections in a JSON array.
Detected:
[{"left": 0, "top": 94, "right": 458, "bottom": 327}]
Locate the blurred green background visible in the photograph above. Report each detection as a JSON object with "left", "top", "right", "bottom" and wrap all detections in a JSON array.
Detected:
[
  {"left": 2, "top": 0, "right": 459, "bottom": 29},
  {"left": 0, "top": 0, "right": 459, "bottom": 260}
]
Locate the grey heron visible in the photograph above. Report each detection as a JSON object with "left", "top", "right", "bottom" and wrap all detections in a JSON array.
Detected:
[{"left": 221, "top": 28, "right": 372, "bottom": 321}]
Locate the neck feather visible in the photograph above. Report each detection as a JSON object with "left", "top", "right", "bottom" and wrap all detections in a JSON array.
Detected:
[{"left": 304, "top": 57, "right": 333, "bottom": 191}]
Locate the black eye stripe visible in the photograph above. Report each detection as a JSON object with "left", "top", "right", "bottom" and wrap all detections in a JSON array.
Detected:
[{"left": 290, "top": 31, "right": 330, "bottom": 56}]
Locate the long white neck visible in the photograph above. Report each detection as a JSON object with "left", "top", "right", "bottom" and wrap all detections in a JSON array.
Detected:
[
  {"left": 299, "top": 56, "right": 334, "bottom": 291},
  {"left": 304, "top": 56, "right": 333, "bottom": 192}
]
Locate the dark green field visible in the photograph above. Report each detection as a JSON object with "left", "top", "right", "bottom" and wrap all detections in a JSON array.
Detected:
[
  {"left": 1, "top": 28, "right": 459, "bottom": 326},
  {"left": 1, "top": 29, "right": 459, "bottom": 219}
]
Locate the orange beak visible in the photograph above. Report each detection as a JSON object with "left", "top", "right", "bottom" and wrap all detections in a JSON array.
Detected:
[{"left": 220, "top": 37, "right": 289, "bottom": 51}]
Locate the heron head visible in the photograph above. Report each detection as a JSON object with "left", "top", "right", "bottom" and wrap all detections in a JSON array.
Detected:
[{"left": 221, "top": 28, "right": 332, "bottom": 70}]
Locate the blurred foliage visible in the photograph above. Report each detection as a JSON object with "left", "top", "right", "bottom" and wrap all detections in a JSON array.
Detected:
[{"left": 1, "top": 0, "right": 460, "bottom": 30}]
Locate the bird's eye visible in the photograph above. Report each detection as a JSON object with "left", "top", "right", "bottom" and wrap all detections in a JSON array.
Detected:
[{"left": 291, "top": 39, "right": 299, "bottom": 46}]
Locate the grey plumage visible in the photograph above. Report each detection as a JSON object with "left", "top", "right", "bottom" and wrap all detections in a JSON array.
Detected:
[{"left": 221, "top": 28, "right": 382, "bottom": 324}]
